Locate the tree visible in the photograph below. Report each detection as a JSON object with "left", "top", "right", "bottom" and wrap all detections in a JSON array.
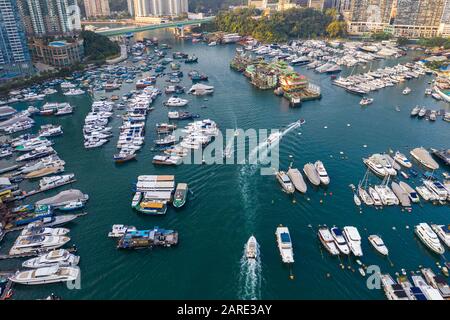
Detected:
[
  {"left": 396, "top": 37, "right": 409, "bottom": 46},
  {"left": 326, "top": 21, "right": 347, "bottom": 38}
]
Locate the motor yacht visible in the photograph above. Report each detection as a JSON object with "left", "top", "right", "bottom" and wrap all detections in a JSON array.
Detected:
[
  {"left": 22, "top": 249, "right": 80, "bottom": 268},
  {"left": 330, "top": 227, "right": 350, "bottom": 255},
  {"left": 423, "top": 180, "right": 448, "bottom": 201},
  {"left": 9, "top": 266, "right": 80, "bottom": 285},
  {"left": 359, "top": 97, "right": 373, "bottom": 106},
  {"left": 9, "top": 235, "right": 71, "bottom": 256},
  {"left": 20, "top": 222, "right": 69, "bottom": 237},
  {"left": 368, "top": 235, "right": 389, "bottom": 256},
  {"left": 275, "top": 226, "right": 294, "bottom": 263},
  {"left": 358, "top": 186, "right": 374, "bottom": 206},
  {"left": 410, "top": 106, "right": 420, "bottom": 116},
  {"left": 430, "top": 224, "right": 450, "bottom": 248},
  {"left": 318, "top": 227, "right": 340, "bottom": 255},
  {"left": 380, "top": 274, "right": 410, "bottom": 300},
  {"left": 39, "top": 174, "right": 74, "bottom": 190},
  {"left": 164, "top": 96, "right": 189, "bottom": 107},
  {"left": 314, "top": 161, "right": 330, "bottom": 185},
  {"left": 368, "top": 187, "right": 383, "bottom": 206},
  {"left": 415, "top": 185, "right": 436, "bottom": 201},
  {"left": 342, "top": 226, "right": 363, "bottom": 256},
  {"left": 421, "top": 268, "right": 450, "bottom": 298},
  {"left": 303, "top": 163, "right": 321, "bottom": 186},
  {"left": 245, "top": 235, "right": 258, "bottom": 260},
  {"left": 374, "top": 185, "right": 399, "bottom": 206},
  {"left": 402, "top": 87, "right": 411, "bottom": 95},
  {"left": 414, "top": 223, "right": 445, "bottom": 255},
  {"left": 287, "top": 168, "right": 307, "bottom": 193},
  {"left": 393, "top": 151, "right": 412, "bottom": 168},
  {"left": 399, "top": 181, "right": 420, "bottom": 203},
  {"left": 276, "top": 171, "right": 295, "bottom": 194},
  {"left": 363, "top": 157, "right": 387, "bottom": 177},
  {"left": 411, "top": 275, "right": 444, "bottom": 300},
  {"left": 418, "top": 107, "right": 427, "bottom": 117},
  {"left": 410, "top": 147, "right": 439, "bottom": 170}
]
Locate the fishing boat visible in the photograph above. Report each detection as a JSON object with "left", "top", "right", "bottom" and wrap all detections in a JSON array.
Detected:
[
  {"left": 173, "top": 183, "right": 188, "bottom": 208},
  {"left": 245, "top": 235, "right": 258, "bottom": 260},
  {"left": 9, "top": 266, "right": 80, "bottom": 285},
  {"left": 399, "top": 181, "right": 420, "bottom": 203},
  {"left": 414, "top": 223, "right": 445, "bottom": 255},
  {"left": 303, "top": 163, "right": 320, "bottom": 186},
  {"left": 276, "top": 171, "right": 295, "bottom": 194},
  {"left": 368, "top": 235, "right": 389, "bottom": 256},
  {"left": 286, "top": 168, "right": 307, "bottom": 193},
  {"left": 275, "top": 226, "right": 294, "bottom": 264},
  {"left": 318, "top": 227, "right": 340, "bottom": 256},
  {"left": 314, "top": 161, "right": 330, "bottom": 185},
  {"left": 430, "top": 224, "right": 450, "bottom": 248},
  {"left": 343, "top": 226, "right": 363, "bottom": 257},
  {"left": 108, "top": 225, "right": 137, "bottom": 238},
  {"left": 410, "top": 147, "right": 439, "bottom": 170},
  {"left": 22, "top": 249, "right": 80, "bottom": 268}
]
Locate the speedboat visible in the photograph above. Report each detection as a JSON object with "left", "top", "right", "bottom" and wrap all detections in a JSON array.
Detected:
[
  {"left": 245, "top": 235, "right": 258, "bottom": 260},
  {"left": 394, "top": 151, "right": 412, "bottom": 168},
  {"left": 318, "top": 227, "right": 340, "bottom": 255},
  {"left": 22, "top": 249, "right": 80, "bottom": 268},
  {"left": 275, "top": 226, "right": 294, "bottom": 263},
  {"left": 276, "top": 171, "right": 295, "bottom": 194},
  {"left": 314, "top": 161, "right": 330, "bottom": 185},
  {"left": 399, "top": 181, "right": 420, "bottom": 203},
  {"left": 359, "top": 97, "right": 373, "bottom": 106},
  {"left": 418, "top": 107, "right": 427, "bottom": 117},
  {"left": 164, "top": 96, "right": 189, "bottom": 107},
  {"left": 9, "top": 266, "right": 80, "bottom": 285},
  {"left": 403, "top": 87, "right": 411, "bottom": 95},
  {"left": 430, "top": 224, "right": 450, "bottom": 248},
  {"left": 414, "top": 223, "right": 445, "bottom": 255},
  {"left": 330, "top": 227, "right": 350, "bottom": 255},
  {"left": 303, "top": 163, "right": 320, "bottom": 186},
  {"left": 266, "top": 131, "right": 282, "bottom": 145},
  {"left": 368, "top": 235, "right": 389, "bottom": 256},
  {"left": 287, "top": 168, "right": 307, "bottom": 193},
  {"left": 343, "top": 226, "right": 363, "bottom": 257}
]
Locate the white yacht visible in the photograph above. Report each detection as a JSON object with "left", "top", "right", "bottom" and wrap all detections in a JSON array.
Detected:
[
  {"left": 363, "top": 157, "right": 387, "bottom": 177},
  {"left": 411, "top": 275, "right": 444, "bottom": 300},
  {"left": 245, "top": 235, "right": 258, "bottom": 260},
  {"left": 421, "top": 268, "right": 450, "bottom": 299},
  {"left": 314, "top": 161, "right": 330, "bottom": 185},
  {"left": 415, "top": 186, "right": 436, "bottom": 201},
  {"left": 63, "top": 88, "right": 85, "bottom": 96},
  {"left": 358, "top": 186, "right": 374, "bottom": 206},
  {"left": 9, "top": 266, "right": 80, "bottom": 285},
  {"left": 368, "top": 187, "right": 383, "bottom": 206},
  {"left": 343, "top": 226, "right": 363, "bottom": 257},
  {"left": 39, "top": 174, "right": 74, "bottom": 190},
  {"left": 380, "top": 274, "right": 410, "bottom": 300},
  {"left": 399, "top": 181, "right": 420, "bottom": 203},
  {"left": 318, "top": 227, "right": 340, "bottom": 255},
  {"left": 368, "top": 235, "right": 389, "bottom": 256},
  {"left": 330, "top": 227, "right": 350, "bottom": 255},
  {"left": 402, "top": 87, "right": 411, "bottom": 95},
  {"left": 266, "top": 131, "right": 282, "bottom": 145},
  {"left": 20, "top": 222, "right": 69, "bottom": 237},
  {"left": 394, "top": 151, "right": 412, "bottom": 168},
  {"left": 108, "top": 224, "right": 137, "bottom": 238},
  {"left": 374, "top": 185, "right": 399, "bottom": 206},
  {"left": 430, "top": 224, "right": 450, "bottom": 248},
  {"left": 275, "top": 226, "right": 294, "bottom": 264},
  {"left": 9, "top": 235, "right": 71, "bottom": 256},
  {"left": 276, "top": 171, "right": 295, "bottom": 194},
  {"left": 414, "top": 223, "right": 445, "bottom": 255},
  {"left": 164, "top": 96, "right": 189, "bottom": 107},
  {"left": 423, "top": 180, "right": 448, "bottom": 201},
  {"left": 22, "top": 249, "right": 80, "bottom": 268}
]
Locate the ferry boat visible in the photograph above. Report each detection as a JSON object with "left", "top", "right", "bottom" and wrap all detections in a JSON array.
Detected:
[
  {"left": 342, "top": 226, "right": 363, "bottom": 257},
  {"left": 245, "top": 235, "right": 258, "bottom": 260},
  {"left": 414, "top": 223, "right": 445, "bottom": 255},
  {"left": 318, "top": 227, "right": 340, "bottom": 255},
  {"left": 275, "top": 226, "right": 294, "bottom": 264},
  {"left": 117, "top": 227, "right": 178, "bottom": 249},
  {"left": 368, "top": 235, "right": 389, "bottom": 256},
  {"left": 314, "top": 161, "right": 330, "bottom": 185},
  {"left": 9, "top": 266, "right": 80, "bottom": 285},
  {"left": 22, "top": 249, "right": 80, "bottom": 268},
  {"left": 276, "top": 171, "right": 295, "bottom": 194},
  {"left": 173, "top": 183, "right": 188, "bottom": 209},
  {"left": 430, "top": 224, "right": 450, "bottom": 248}
]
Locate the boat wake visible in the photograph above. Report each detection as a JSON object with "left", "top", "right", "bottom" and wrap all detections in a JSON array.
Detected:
[{"left": 238, "top": 244, "right": 262, "bottom": 300}]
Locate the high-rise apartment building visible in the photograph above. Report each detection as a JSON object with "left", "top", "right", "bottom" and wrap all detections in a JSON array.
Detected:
[
  {"left": 0, "top": 0, "right": 33, "bottom": 79},
  {"left": 134, "top": 0, "right": 188, "bottom": 18},
  {"left": 84, "top": 0, "right": 110, "bottom": 17}
]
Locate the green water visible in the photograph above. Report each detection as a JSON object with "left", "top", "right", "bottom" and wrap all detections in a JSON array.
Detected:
[{"left": 1, "top": 30, "right": 449, "bottom": 300}]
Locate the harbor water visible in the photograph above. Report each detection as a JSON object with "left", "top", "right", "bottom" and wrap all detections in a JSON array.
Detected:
[{"left": 0, "top": 29, "right": 449, "bottom": 299}]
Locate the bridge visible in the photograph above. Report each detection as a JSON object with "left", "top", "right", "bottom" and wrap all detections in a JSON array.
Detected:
[{"left": 95, "top": 17, "right": 215, "bottom": 37}]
